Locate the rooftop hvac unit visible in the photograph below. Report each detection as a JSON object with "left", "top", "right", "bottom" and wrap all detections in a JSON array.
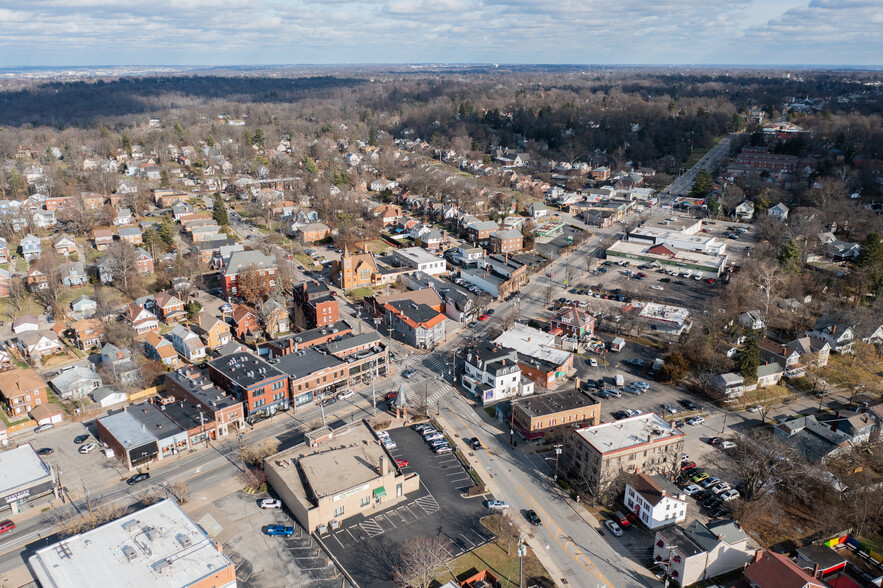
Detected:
[
  {"left": 122, "top": 545, "right": 138, "bottom": 562},
  {"left": 176, "top": 534, "right": 192, "bottom": 549}
]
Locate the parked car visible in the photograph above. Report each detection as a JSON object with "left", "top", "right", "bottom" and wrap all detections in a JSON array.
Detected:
[
  {"left": 687, "top": 416, "right": 704, "bottom": 426},
  {"left": 0, "top": 520, "right": 14, "bottom": 535},
  {"left": 664, "top": 404, "right": 678, "bottom": 414},
  {"left": 589, "top": 358, "right": 598, "bottom": 367},
  {"left": 74, "top": 434, "right": 90, "bottom": 444},
  {"left": 36, "top": 447, "right": 54, "bottom": 455},
  {"left": 604, "top": 520, "right": 623, "bottom": 536},
  {"left": 260, "top": 499, "right": 282, "bottom": 510},
  {"left": 700, "top": 477, "right": 721, "bottom": 489},
  {"left": 683, "top": 484, "right": 703, "bottom": 496},
  {"left": 708, "top": 437, "right": 721, "bottom": 445},
  {"left": 478, "top": 314, "right": 489, "bottom": 321},
  {"left": 708, "top": 506, "right": 730, "bottom": 518},
  {"left": 720, "top": 440, "right": 736, "bottom": 450},
  {"left": 613, "top": 511, "right": 631, "bottom": 528},
  {"left": 78, "top": 443, "right": 98, "bottom": 454},
  {"left": 433, "top": 445, "right": 452, "bottom": 454},
  {"left": 681, "top": 399, "right": 698, "bottom": 411},
  {"left": 525, "top": 510, "right": 542, "bottom": 526},
  {"left": 425, "top": 433, "right": 444, "bottom": 442},
  {"left": 321, "top": 397, "right": 337, "bottom": 407},
  {"left": 691, "top": 472, "right": 710, "bottom": 483},
  {"left": 337, "top": 389, "right": 355, "bottom": 400},
  {"left": 396, "top": 459, "right": 409, "bottom": 468},
  {"left": 382, "top": 439, "right": 397, "bottom": 450},
  {"left": 486, "top": 500, "right": 509, "bottom": 511},
  {"left": 681, "top": 461, "right": 696, "bottom": 470},
  {"left": 126, "top": 473, "right": 150, "bottom": 485},
  {"left": 720, "top": 489, "right": 740, "bottom": 502},
  {"left": 266, "top": 525, "right": 294, "bottom": 537},
  {"left": 34, "top": 424, "right": 54, "bottom": 433}
]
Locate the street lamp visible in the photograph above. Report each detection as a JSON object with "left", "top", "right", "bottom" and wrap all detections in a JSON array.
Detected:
[{"left": 517, "top": 536, "right": 527, "bottom": 588}]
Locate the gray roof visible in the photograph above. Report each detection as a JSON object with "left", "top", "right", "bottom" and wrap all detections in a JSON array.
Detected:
[
  {"left": 223, "top": 250, "right": 276, "bottom": 276},
  {"left": 98, "top": 411, "right": 157, "bottom": 449},
  {"left": 490, "top": 228, "right": 523, "bottom": 240},
  {"left": 756, "top": 362, "right": 783, "bottom": 378},
  {"left": 128, "top": 402, "right": 184, "bottom": 441},
  {"left": 208, "top": 352, "right": 285, "bottom": 389},
  {"left": 325, "top": 332, "right": 382, "bottom": 355},
  {"left": 118, "top": 226, "right": 141, "bottom": 236},
  {"left": 275, "top": 348, "right": 343, "bottom": 378},
  {"left": 50, "top": 367, "right": 102, "bottom": 393},
  {"left": 393, "top": 385, "right": 410, "bottom": 408}
]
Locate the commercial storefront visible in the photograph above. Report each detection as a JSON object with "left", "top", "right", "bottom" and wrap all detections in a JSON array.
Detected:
[{"left": 0, "top": 445, "right": 58, "bottom": 514}]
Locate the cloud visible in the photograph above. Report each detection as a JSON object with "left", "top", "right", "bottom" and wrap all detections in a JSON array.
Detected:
[{"left": 0, "top": 0, "right": 878, "bottom": 66}]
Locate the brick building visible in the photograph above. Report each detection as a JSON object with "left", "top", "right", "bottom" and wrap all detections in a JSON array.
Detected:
[
  {"left": 0, "top": 369, "right": 48, "bottom": 417},
  {"left": 511, "top": 389, "right": 600, "bottom": 441},
  {"left": 293, "top": 280, "right": 339, "bottom": 329},
  {"left": 208, "top": 353, "right": 290, "bottom": 421}
]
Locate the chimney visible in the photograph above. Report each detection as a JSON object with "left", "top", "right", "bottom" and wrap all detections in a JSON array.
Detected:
[
  {"left": 380, "top": 455, "right": 388, "bottom": 476},
  {"left": 832, "top": 411, "right": 840, "bottom": 432},
  {"left": 754, "top": 549, "right": 764, "bottom": 563},
  {"left": 575, "top": 377, "right": 581, "bottom": 392},
  {"left": 812, "top": 563, "right": 819, "bottom": 578}
]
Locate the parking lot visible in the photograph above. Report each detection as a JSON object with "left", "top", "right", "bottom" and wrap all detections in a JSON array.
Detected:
[{"left": 323, "top": 426, "right": 494, "bottom": 588}]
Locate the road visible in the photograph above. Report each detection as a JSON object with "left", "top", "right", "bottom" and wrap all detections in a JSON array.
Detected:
[{"left": 663, "top": 134, "right": 739, "bottom": 199}]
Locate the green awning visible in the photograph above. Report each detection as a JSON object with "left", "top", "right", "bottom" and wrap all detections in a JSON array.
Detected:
[{"left": 373, "top": 486, "right": 386, "bottom": 498}]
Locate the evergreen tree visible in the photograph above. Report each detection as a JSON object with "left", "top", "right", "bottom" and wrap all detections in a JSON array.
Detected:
[
  {"left": 302, "top": 155, "right": 318, "bottom": 174},
  {"left": 212, "top": 193, "right": 229, "bottom": 226},
  {"left": 158, "top": 213, "right": 176, "bottom": 248},
  {"left": 206, "top": 134, "right": 216, "bottom": 148},
  {"left": 777, "top": 239, "right": 802, "bottom": 274},
  {"left": 159, "top": 169, "right": 169, "bottom": 188},
  {"left": 121, "top": 135, "right": 132, "bottom": 157},
  {"left": 690, "top": 169, "right": 712, "bottom": 198},
  {"left": 173, "top": 123, "right": 185, "bottom": 140},
  {"left": 253, "top": 128, "right": 265, "bottom": 148},
  {"left": 368, "top": 127, "right": 377, "bottom": 147},
  {"left": 856, "top": 233, "right": 883, "bottom": 269},
  {"left": 735, "top": 335, "right": 761, "bottom": 380},
  {"left": 706, "top": 193, "right": 720, "bottom": 216}
]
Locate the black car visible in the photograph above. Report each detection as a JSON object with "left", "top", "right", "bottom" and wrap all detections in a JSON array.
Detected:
[
  {"left": 37, "top": 448, "right": 54, "bottom": 455},
  {"left": 470, "top": 437, "right": 482, "bottom": 450},
  {"left": 486, "top": 309, "right": 495, "bottom": 315},
  {"left": 681, "top": 399, "right": 698, "bottom": 411},
  {"left": 582, "top": 379, "right": 597, "bottom": 390},
  {"left": 612, "top": 411, "right": 628, "bottom": 420},
  {"left": 708, "top": 506, "right": 730, "bottom": 518},
  {"left": 74, "top": 434, "right": 90, "bottom": 444},
  {"left": 683, "top": 467, "right": 700, "bottom": 477},
  {"left": 660, "top": 277, "right": 671, "bottom": 283},
  {"left": 126, "top": 473, "right": 150, "bottom": 485},
  {"left": 693, "top": 490, "right": 712, "bottom": 501},
  {"left": 321, "top": 397, "right": 337, "bottom": 407},
  {"left": 703, "top": 496, "right": 723, "bottom": 509},
  {"left": 525, "top": 510, "right": 542, "bottom": 526}
]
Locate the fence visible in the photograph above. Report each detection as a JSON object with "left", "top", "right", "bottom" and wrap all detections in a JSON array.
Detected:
[{"left": 128, "top": 385, "right": 164, "bottom": 402}]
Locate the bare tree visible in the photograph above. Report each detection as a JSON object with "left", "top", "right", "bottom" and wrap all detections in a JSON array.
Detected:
[
  {"left": 7, "top": 275, "right": 27, "bottom": 313},
  {"left": 237, "top": 263, "right": 272, "bottom": 305},
  {"left": 727, "top": 429, "right": 801, "bottom": 502},
  {"left": 105, "top": 241, "right": 140, "bottom": 297},
  {"left": 392, "top": 535, "right": 450, "bottom": 588},
  {"left": 31, "top": 251, "right": 65, "bottom": 313},
  {"left": 749, "top": 260, "right": 784, "bottom": 331}
]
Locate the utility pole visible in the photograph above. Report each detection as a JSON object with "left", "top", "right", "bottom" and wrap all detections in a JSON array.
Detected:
[
  {"left": 720, "top": 407, "right": 729, "bottom": 435},
  {"left": 517, "top": 536, "right": 527, "bottom": 588},
  {"left": 553, "top": 445, "right": 563, "bottom": 482},
  {"left": 81, "top": 479, "right": 93, "bottom": 522}
]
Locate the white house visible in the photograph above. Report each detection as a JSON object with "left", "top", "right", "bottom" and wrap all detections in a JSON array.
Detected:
[
  {"left": 168, "top": 325, "right": 207, "bottom": 362},
  {"left": 462, "top": 341, "right": 533, "bottom": 405},
  {"left": 49, "top": 367, "right": 102, "bottom": 400},
  {"left": 738, "top": 310, "right": 765, "bottom": 332},
  {"left": 653, "top": 519, "right": 754, "bottom": 586},
  {"left": 734, "top": 201, "right": 755, "bottom": 221},
  {"left": 624, "top": 473, "right": 687, "bottom": 530},
  {"left": 806, "top": 318, "right": 855, "bottom": 354},
  {"left": 392, "top": 247, "right": 446, "bottom": 276},
  {"left": 710, "top": 373, "right": 745, "bottom": 399},
  {"left": 767, "top": 202, "right": 789, "bottom": 221}
]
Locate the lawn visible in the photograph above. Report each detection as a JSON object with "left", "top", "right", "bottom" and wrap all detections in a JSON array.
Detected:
[
  {"left": 431, "top": 515, "right": 553, "bottom": 588},
  {"left": 358, "top": 239, "right": 391, "bottom": 254},
  {"left": 293, "top": 253, "right": 320, "bottom": 271},
  {"left": 346, "top": 287, "right": 376, "bottom": 300}
]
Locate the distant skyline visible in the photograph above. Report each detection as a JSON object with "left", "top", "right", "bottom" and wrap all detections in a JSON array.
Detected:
[{"left": 0, "top": 0, "right": 880, "bottom": 68}]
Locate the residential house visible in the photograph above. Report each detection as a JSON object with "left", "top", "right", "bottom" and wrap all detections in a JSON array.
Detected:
[
  {"left": 16, "top": 330, "right": 64, "bottom": 360},
  {"left": 742, "top": 550, "right": 826, "bottom": 588},
  {"left": 26, "top": 267, "right": 48, "bottom": 292},
  {"left": 0, "top": 268, "right": 11, "bottom": 298},
  {"left": 462, "top": 341, "right": 534, "bottom": 405},
  {"left": 126, "top": 302, "right": 160, "bottom": 335},
  {"left": 295, "top": 222, "right": 332, "bottom": 245},
  {"left": 70, "top": 318, "right": 105, "bottom": 350},
  {"left": 220, "top": 250, "right": 277, "bottom": 299},
  {"left": 806, "top": 318, "right": 855, "bottom": 354},
  {"left": 738, "top": 310, "right": 765, "bottom": 331},
  {"left": 80, "top": 192, "right": 105, "bottom": 210},
  {"left": 114, "top": 207, "right": 133, "bottom": 226},
  {"left": 194, "top": 312, "right": 232, "bottom": 349},
  {"left": 528, "top": 202, "right": 550, "bottom": 219},
  {"left": 488, "top": 229, "right": 524, "bottom": 254},
  {"left": 60, "top": 262, "right": 88, "bottom": 288},
  {"left": 12, "top": 315, "right": 39, "bottom": 335},
  {"left": 624, "top": 473, "right": 687, "bottom": 530},
  {"left": 231, "top": 305, "right": 262, "bottom": 341},
  {"left": 190, "top": 225, "right": 221, "bottom": 243},
  {"left": 773, "top": 415, "right": 855, "bottom": 463},
  {"left": 258, "top": 300, "right": 290, "bottom": 339},
  {"left": 143, "top": 332, "right": 180, "bottom": 369},
  {"left": 760, "top": 337, "right": 829, "bottom": 379},
  {"left": 383, "top": 299, "right": 447, "bottom": 350},
  {"left": 98, "top": 343, "right": 140, "bottom": 384},
  {"left": 653, "top": 519, "right": 754, "bottom": 586},
  {"left": 171, "top": 202, "right": 194, "bottom": 220},
  {"left": 49, "top": 367, "right": 102, "bottom": 400},
  {"left": 20, "top": 234, "right": 41, "bottom": 262},
  {"left": 465, "top": 220, "right": 500, "bottom": 244},
  {"left": 370, "top": 178, "right": 399, "bottom": 192},
  {"left": 734, "top": 201, "right": 755, "bottom": 221},
  {"left": 92, "top": 228, "right": 114, "bottom": 251},
  {"left": 756, "top": 362, "right": 784, "bottom": 387},
  {"left": 32, "top": 211, "right": 57, "bottom": 229},
  {"left": 373, "top": 204, "right": 403, "bottom": 226},
  {"left": 134, "top": 247, "right": 154, "bottom": 274},
  {"left": 794, "top": 545, "right": 848, "bottom": 584},
  {"left": 118, "top": 226, "right": 143, "bottom": 245},
  {"left": 0, "top": 237, "right": 8, "bottom": 263},
  {"left": 53, "top": 234, "right": 77, "bottom": 256},
  {"left": 168, "top": 325, "right": 207, "bottom": 363},
  {"left": 69, "top": 295, "right": 97, "bottom": 318},
  {"left": 0, "top": 369, "right": 48, "bottom": 416},
  {"left": 153, "top": 291, "right": 187, "bottom": 324},
  {"left": 292, "top": 280, "right": 339, "bottom": 329},
  {"left": 710, "top": 372, "right": 745, "bottom": 399},
  {"left": 768, "top": 202, "right": 789, "bottom": 221},
  {"left": 549, "top": 306, "right": 595, "bottom": 339},
  {"left": 0, "top": 348, "right": 11, "bottom": 371},
  {"left": 826, "top": 411, "right": 875, "bottom": 446}
]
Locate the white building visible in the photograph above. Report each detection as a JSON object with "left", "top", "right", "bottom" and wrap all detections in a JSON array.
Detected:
[
  {"left": 653, "top": 519, "right": 754, "bottom": 586},
  {"left": 28, "top": 499, "right": 237, "bottom": 588},
  {"left": 624, "top": 472, "right": 687, "bottom": 530},
  {"left": 168, "top": 325, "right": 207, "bottom": 362},
  {"left": 392, "top": 247, "right": 446, "bottom": 276},
  {"left": 462, "top": 341, "right": 534, "bottom": 405}
]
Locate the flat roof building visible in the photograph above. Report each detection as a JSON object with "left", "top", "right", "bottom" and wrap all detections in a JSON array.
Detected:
[
  {"left": 493, "top": 324, "right": 574, "bottom": 389},
  {"left": 511, "top": 389, "right": 600, "bottom": 441},
  {"left": 569, "top": 413, "right": 685, "bottom": 493},
  {"left": 97, "top": 410, "right": 160, "bottom": 470},
  {"left": 28, "top": 499, "right": 237, "bottom": 588},
  {"left": 606, "top": 240, "right": 726, "bottom": 278},
  {"left": 0, "top": 444, "right": 58, "bottom": 515},
  {"left": 264, "top": 421, "right": 420, "bottom": 533}
]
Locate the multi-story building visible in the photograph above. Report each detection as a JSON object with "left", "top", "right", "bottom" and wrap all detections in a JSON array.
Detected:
[
  {"left": 383, "top": 300, "right": 446, "bottom": 349},
  {"left": 391, "top": 247, "right": 447, "bottom": 276},
  {"left": 221, "top": 250, "right": 277, "bottom": 299},
  {"left": 295, "top": 222, "right": 332, "bottom": 244},
  {"left": 653, "top": 519, "right": 753, "bottom": 586},
  {"left": 293, "top": 280, "right": 339, "bottom": 329},
  {"left": 153, "top": 290, "right": 187, "bottom": 324},
  {"left": 549, "top": 306, "right": 595, "bottom": 339},
  {"left": 624, "top": 472, "right": 687, "bottom": 529},
  {"left": 488, "top": 228, "right": 524, "bottom": 254},
  {"left": 493, "top": 324, "right": 574, "bottom": 389},
  {"left": 569, "top": 413, "right": 685, "bottom": 493},
  {"left": 208, "top": 353, "right": 290, "bottom": 421},
  {"left": 511, "top": 388, "right": 600, "bottom": 441},
  {"left": 334, "top": 247, "right": 380, "bottom": 290},
  {"left": 133, "top": 247, "right": 154, "bottom": 274},
  {"left": 194, "top": 311, "right": 232, "bottom": 349},
  {"left": 163, "top": 366, "right": 246, "bottom": 438},
  {"left": 264, "top": 320, "right": 353, "bottom": 358},
  {"left": 168, "top": 325, "right": 207, "bottom": 363},
  {"left": 69, "top": 318, "right": 106, "bottom": 350},
  {"left": 126, "top": 302, "right": 159, "bottom": 335},
  {"left": 462, "top": 342, "right": 534, "bottom": 405},
  {"left": 0, "top": 369, "right": 48, "bottom": 417}
]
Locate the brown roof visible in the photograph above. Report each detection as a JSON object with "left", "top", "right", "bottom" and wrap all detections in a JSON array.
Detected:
[
  {"left": 154, "top": 290, "right": 183, "bottom": 309},
  {"left": 70, "top": 318, "right": 104, "bottom": 334},
  {"left": 628, "top": 472, "right": 682, "bottom": 507},
  {"left": 143, "top": 331, "right": 165, "bottom": 348},
  {"left": 196, "top": 311, "right": 226, "bottom": 331},
  {"left": 743, "top": 550, "right": 824, "bottom": 588},
  {"left": 29, "top": 403, "right": 64, "bottom": 421},
  {"left": 232, "top": 304, "right": 258, "bottom": 324},
  {"left": 0, "top": 369, "right": 46, "bottom": 398},
  {"left": 375, "top": 288, "right": 442, "bottom": 309}
]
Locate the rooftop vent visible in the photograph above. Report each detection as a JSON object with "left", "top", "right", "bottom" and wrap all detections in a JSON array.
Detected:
[
  {"left": 122, "top": 545, "right": 138, "bottom": 562},
  {"left": 176, "top": 534, "right": 192, "bottom": 549}
]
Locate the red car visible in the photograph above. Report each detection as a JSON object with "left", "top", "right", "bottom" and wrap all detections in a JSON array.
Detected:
[
  {"left": 385, "top": 391, "right": 398, "bottom": 401},
  {"left": 636, "top": 272, "right": 647, "bottom": 278},
  {"left": 706, "top": 278, "right": 715, "bottom": 284},
  {"left": 0, "top": 520, "right": 14, "bottom": 535},
  {"left": 396, "top": 459, "right": 409, "bottom": 468},
  {"left": 681, "top": 461, "right": 696, "bottom": 470},
  {"left": 478, "top": 314, "right": 489, "bottom": 321}
]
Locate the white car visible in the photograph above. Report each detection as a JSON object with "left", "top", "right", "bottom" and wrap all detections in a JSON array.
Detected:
[
  {"left": 720, "top": 440, "right": 736, "bottom": 450},
  {"left": 687, "top": 416, "right": 704, "bottom": 426},
  {"left": 746, "top": 405, "right": 760, "bottom": 412},
  {"left": 337, "top": 389, "right": 355, "bottom": 400},
  {"left": 382, "top": 439, "right": 397, "bottom": 450},
  {"left": 260, "top": 499, "right": 282, "bottom": 509},
  {"left": 78, "top": 443, "right": 98, "bottom": 455},
  {"left": 711, "top": 483, "right": 732, "bottom": 495},
  {"left": 604, "top": 520, "right": 623, "bottom": 537},
  {"left": 485, "top": 500, "right": 509, "bottom": 510},
  {"left": 589, "top": 358, "right": 598, "bottom": 367},
  {"left": 34, "top": 424, "right": 54, "bottom": 433},
  {"left": 720, "top": 489, "right": 740, "bottom": 501},
  {"left": 683, "top": 484, "right": 703, "bottom": 496},
  {"left": 650, "top": 285, "right": 664, "bottom": 291}
]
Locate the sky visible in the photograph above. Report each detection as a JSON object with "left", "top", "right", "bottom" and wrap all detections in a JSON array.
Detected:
[{"left": 0, "top": 0, "right": 880, "bottom": 67}]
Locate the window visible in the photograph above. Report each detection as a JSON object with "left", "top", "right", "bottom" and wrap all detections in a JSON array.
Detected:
[
  {"left": 360, "top": 497, "right": 370, "bottom": 507},
  {"left": 334, "top": 506, "right": 344, "bottom": 517},
  {"left": 272, "top": 380, "right": 285, "bottom": 391}
]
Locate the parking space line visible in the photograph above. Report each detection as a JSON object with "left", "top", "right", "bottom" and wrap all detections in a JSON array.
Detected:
[
  {"left": 459, "top": 533, "right": 476, "bottom": 547},
  {"left": 380, "top": 513, "right": 397, "bottom": 528}
]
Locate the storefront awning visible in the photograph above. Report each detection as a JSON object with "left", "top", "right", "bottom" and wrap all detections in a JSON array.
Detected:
[{"left": 373, "top": 486, "right": 386, "bottom": 498}]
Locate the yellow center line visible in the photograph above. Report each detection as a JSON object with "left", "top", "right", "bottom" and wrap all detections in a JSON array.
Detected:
[
  {"left": 447, "top": 409, "right": 495, "bottom": 457},
  {"left": 514, "top": 484, "right": 614, "bottom": 588}
]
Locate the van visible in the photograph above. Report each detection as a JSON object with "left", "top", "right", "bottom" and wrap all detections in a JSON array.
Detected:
[
  {"left": 0, "top": 520, "right": 14, "bottom": 534},
  {"left": 615, "top": 374, "right": 624, "bottom": 387},
  {"left": 613, "top": 511, "right": 631, "bottom": 528}
]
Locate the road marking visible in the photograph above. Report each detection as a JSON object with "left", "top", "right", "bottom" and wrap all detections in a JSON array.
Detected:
[
  {"left": 447, "top": 410, "right": 495, "bottom": 457},
  {"left": 514, "top": 484, "right": 615, "bottom": 588}
]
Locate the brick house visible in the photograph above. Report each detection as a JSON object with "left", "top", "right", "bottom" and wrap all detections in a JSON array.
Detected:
[
  {"left": 163, "top": 367, "right": 246, "bottom": 437},
  {"left": 134, "top": 247, "right": 154, "bottom": 274},
  {"left": 488, "top": 228, "right": 524, "bottom": 254},
  {"left": 0, "top": 369, "right": 48, "bottom": 417},
  {"left": 295, "top": 222, "right": 332, "bottom": 245},
  {"left": 220, "top": 250, "right": 277, "bottom": 300},
  {"left": 153, "top": 291, "right": 187, "bottom": 324},
  {"left": 231, "top": 304, "right": 262, "bottom": 341},
  {"left": 118, "top": 226, "right": 143, "bottom": 245},
  {"left": 292, "top": 280, "right": 339, "bottom": 329},
  {"left": 70, "top": 318, "right": 106, "bottom": 350},
  {"left": 208, "top": 353, "right": 290, "bottom": 419}
]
